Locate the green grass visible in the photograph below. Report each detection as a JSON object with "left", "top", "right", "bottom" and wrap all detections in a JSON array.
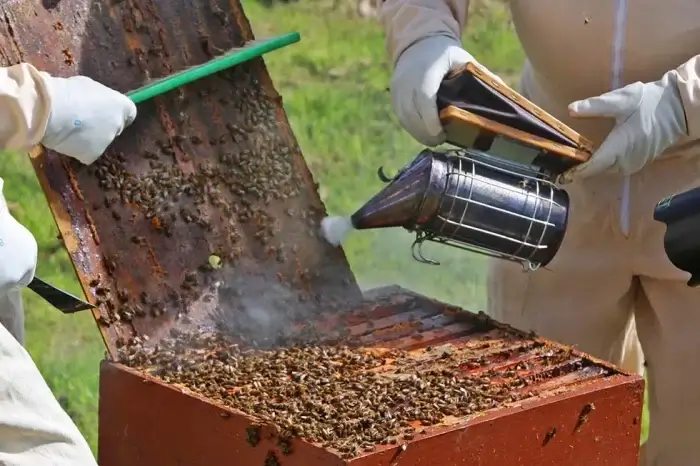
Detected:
[
  {"left": 0, "top": 0, "right": 647, "bottom": 456},
  {"left": 245, "top": 0, "right": 522, "bottom": 310}
]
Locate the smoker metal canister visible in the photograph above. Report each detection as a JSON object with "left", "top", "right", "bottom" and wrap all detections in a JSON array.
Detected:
[{"left": 351, "top": 149, "right": 570, "bottom": 269}]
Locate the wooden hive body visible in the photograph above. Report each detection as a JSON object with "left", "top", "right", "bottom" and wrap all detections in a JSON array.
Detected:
[{"left": 99, "top": 287, "right": 644, "bottom": 466}]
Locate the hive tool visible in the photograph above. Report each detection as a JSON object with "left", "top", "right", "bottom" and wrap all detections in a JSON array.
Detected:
[
  {"left": 28, "top": 276, "right": 95, "bottom": 313},
  {"left": 126, "top": 32, "right": 300, "bottom": 103}
]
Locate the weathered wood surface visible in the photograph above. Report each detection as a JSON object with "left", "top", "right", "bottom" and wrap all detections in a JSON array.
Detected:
[{"left": 0, "top": 0, "right": 360, "bottom": 357}]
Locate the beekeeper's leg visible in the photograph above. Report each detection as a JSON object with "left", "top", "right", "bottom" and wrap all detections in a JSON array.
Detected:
[
  {"left": 0, "top": 288, "right": 25, "bottom": 345},
  {"left": 635, "top": 277, "right": 700, "bottom": 466},
  {"left": 0, "top": 289, "right": 96, "bottom": 466},
  {"left": 487, "top": 175, "right": 644, "bottom": 375},
  {"left": 632, "top": 156, "right": 700, "bottom": 466}
]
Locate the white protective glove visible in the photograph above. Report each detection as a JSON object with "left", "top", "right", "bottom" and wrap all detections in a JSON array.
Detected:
[
  {"left": 41, "top": 75, "right": 137, "bottom": 165},
  {"left": 390, "top": 35, "right": 475, "bottom": 147},
  {"left": 562, "top": 70, "right": 688, "bottom": 182},
  {"left": 0, "top": 180, "right": 37, "bottom": 296}
]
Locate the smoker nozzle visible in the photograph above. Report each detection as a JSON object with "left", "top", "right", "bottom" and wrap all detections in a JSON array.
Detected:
[
  {"left": 350, "top": 150, "right": 436, "bottom": 231},
  {"left": 654, "top": 186, "right": 700, "bottom": 287}
]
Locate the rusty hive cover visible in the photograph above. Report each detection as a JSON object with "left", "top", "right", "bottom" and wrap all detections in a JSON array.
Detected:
[
  {"left": 0, "top": 0, "right": 360, "bottom": 357},
  {"left": 100, "top": 287, "right": 644, "bottom": 466}
]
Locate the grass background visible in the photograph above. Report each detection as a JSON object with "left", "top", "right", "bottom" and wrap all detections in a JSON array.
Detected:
[{"left": 0, "top": 0, "right": 648, "bottom": 455}]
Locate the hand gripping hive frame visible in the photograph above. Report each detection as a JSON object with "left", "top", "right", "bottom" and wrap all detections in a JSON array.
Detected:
[{"left": 0, "top": 1, "right": 643, "bottom": 465}]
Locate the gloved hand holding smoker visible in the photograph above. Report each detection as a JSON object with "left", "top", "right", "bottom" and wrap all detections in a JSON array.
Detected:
[
  {"left": 380, "top": 1, "right": 700, "bottom": 465},
  {"left": 0, "top": 62, "right": 135, "bottom": 465},
  {"left": 388, "top": 28, "right": 689, "bottom": 182}
]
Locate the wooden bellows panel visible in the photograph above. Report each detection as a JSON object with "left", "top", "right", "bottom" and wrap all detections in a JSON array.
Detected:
[
  {"left": 0, "top": 0, "right": 361, "bottom": 357},
  {"left": 439, "top": 62, "right": 594, "bottom": 172}
]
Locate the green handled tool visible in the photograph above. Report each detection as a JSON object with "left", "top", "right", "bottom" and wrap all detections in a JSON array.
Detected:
[{"left": 126, "top": 32, "right": 300, "bottom": 103}]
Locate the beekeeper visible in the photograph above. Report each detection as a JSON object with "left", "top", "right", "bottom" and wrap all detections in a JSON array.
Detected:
[
  {"left": 0, "top": 63, "right": 136, "bottom": 464},
  {"left": 380, "top": 2, "right": 700, "bottom": 465}
]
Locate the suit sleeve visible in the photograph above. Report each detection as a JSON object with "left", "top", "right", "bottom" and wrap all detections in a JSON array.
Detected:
[
  {"left": 0, "top": 64, "right": 52, "bottom": 153},
  {"left": 378, "top": 0, "right": 470, "bottom": 68},
  {"left": 675, "top": 55, "right": 700, "bottom": 139}
]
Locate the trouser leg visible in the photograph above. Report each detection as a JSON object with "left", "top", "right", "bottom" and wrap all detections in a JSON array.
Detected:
[
  {"left": 487, "top": 258, "right": 638, "bottom": 370},
  {"left": 0, "top": 289, "right": 24, "bottom": 346},
  {"left": 0, "top": 291, "right": 96, "bottom": 465},
  {"left": 625, "top": 154, "right": 700, "bottom": 466},
  {"left": 635, "top": 278, "right": 700, "bottom": 466}
]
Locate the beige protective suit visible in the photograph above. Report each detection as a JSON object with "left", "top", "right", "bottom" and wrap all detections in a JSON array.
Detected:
[
  {"left": 380, "top": 1, "right": 700, "bottom": 465},
  {"left": 0, "top": 63, "right": 97, "bottom": 465}
]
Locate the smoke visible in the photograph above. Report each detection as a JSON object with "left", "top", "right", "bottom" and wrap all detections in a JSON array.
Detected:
[
  {"left": 160, "top": 226, "right": 487, "bottom": 351},
  {"left": 211, "top": 269, "right": 301, "bottom": 347},
  {"left": 209, "top": 260, "right": 363, "bottom": 349},
  {"left": 320, "top": 216, "right": 354, "bottom": 246}
]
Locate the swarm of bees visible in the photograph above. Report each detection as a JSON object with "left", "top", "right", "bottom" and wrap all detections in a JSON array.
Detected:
[
  {"left": 118, "top": 327, "right": 569, "bottom": 459},
  {"left": 90, "top": 67, "right": 304, "bottom": 247}
]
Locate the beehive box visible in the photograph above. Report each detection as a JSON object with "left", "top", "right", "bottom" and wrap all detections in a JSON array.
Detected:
[
  {"left": 99, "top": 287, "right": 644, "bottom": 466},
  {"left": 0, "top": 1, "right": 644, "bottom": 465}
]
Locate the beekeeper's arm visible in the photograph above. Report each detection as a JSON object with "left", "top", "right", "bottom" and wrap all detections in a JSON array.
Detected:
[
  {"left": 380, "top": 0, "right": 492, "bottom": 146},
  {"left": 563, "top": 55, "right": 700, "bottom": 181},
  {"left": 1, "top": 63, "right": 136, "bottom": 162},
  {"left": 0, "top": 63, "right": 136, "bottom": 465},
  {"left": 0, "top": 187, "right": 98, "bottom": 465}
]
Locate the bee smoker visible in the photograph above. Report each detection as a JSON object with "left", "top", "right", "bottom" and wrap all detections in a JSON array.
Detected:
[
  {"left": 343, "top": 62, "right": 595, "bottom": 271},
  {"left": 654, "top": 186, "right": 700, "bottom": 286}
]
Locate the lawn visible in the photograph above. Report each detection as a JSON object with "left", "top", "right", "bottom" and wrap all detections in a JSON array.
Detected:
[{"left": 0, "top": 0, "right": 648, "bottom": 455}]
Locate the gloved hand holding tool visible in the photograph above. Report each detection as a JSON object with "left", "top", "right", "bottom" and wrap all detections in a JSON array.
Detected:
[
  {"left": 561, "top": 70, "right": 689, "bottom": 182},
  {"left": 41, "top": 75, "right": 137, "bottom": 165}
]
